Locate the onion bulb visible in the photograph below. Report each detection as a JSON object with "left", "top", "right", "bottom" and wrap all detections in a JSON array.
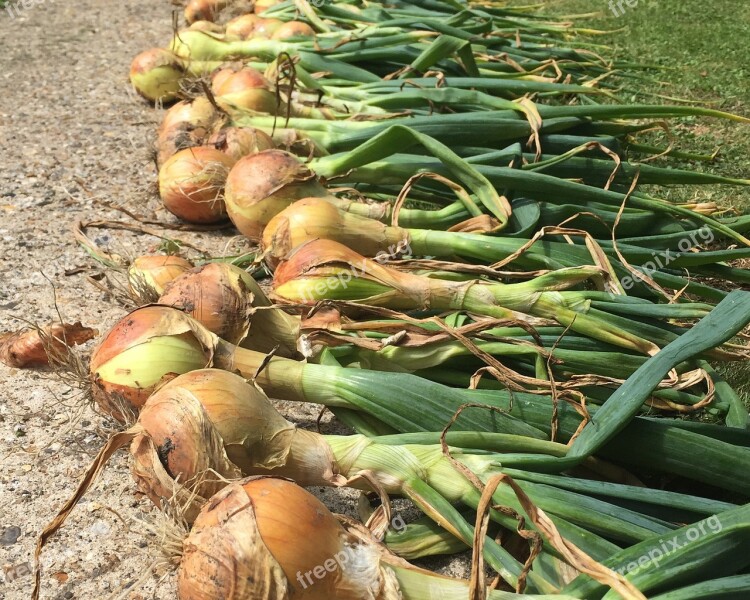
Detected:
[
  {"left": 178, "top": 477, "right": 401, "bottom": 600},
  {"left": 271, "top": 21, "right": 316, "bottom": 40},
  {"left": 88, "top": 306, "right": 217, "bottom": 420},
  {"left": 129, "top": 48, "right": 186, "bottom": 103},
  {"left": 156, "top": 97, "right": 219, "bottom": 167},
  {"left": 207, "top": 126, "right": 275, "bottom": 161},
  {"left": 157, "top": 263, "right": 256, "bottom": 345},
  {"left": 187, "top": 20, "right": 225, "bottom": 33},
  {"left": 251, "top": 17, "right": 284, "bottom": 38},
  {"left": 224, "top": 150, "right": 329, "bottom": 241},
  {"left": 262, "top": 197, "right": 407, "bottom": 269},
  {"left": 158, "top": 262, "right": 299, "bottom": 354},
  {"left": 211, "top": 66, "right": 278, "bottom": 115},
  {"left": 225, "top": 14, "right": 263, "bottom": 39},
  {"left": 128, "top": 255, "right": 194, "bottom": 299},
  {"left": 184, "top": 0, "right": 228, "bottom": 23},
  {"left": 158, "top": 146, "right": 235, "bottom": 224}
]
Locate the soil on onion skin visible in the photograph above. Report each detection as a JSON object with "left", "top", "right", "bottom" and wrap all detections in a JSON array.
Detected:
[{"left": 0, "top": 3, "right": 474, "bottom": 598}]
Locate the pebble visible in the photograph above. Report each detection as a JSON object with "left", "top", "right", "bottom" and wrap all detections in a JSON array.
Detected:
[{"left": 0, "top": 525, "right": 21, "bottom": 545}]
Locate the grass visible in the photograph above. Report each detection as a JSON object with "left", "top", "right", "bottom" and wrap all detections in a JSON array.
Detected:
[
  {"left": 542, "top": 0, "right": 750, "bottom": 209},
  {"left": 532, "top": 0, "right": 750, "bottom": 405}
]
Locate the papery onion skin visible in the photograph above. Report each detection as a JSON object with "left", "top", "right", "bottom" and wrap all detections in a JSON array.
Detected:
[
  {"left": 158, "top": 146, "right": 235, "bottom": 224},
  {"left": 184, "top": 0, "right": 227, "bottom": 24},
  {"left": 224, "top": 150, "right": 328, "bottom": 241},
  {"left": 262, "top": 197, "right": 406, "bottom": 269},
  {"left": 156, "top": 97, "right": 219, "bottom": 167},
  {"left": 252, "top": 17, "right": 284, "bottom": 38},
  {"left": 188, "top": 20, "right": 225, "bottom": 33},
  {"left": 88, "top": 306, "right": 216, "bottom": 420},
  {"left": 225, "top": 14, "right": 263, "bottom": 39},
  {"left": 158, "top": 263, "right": 256, "bottom": 345}
]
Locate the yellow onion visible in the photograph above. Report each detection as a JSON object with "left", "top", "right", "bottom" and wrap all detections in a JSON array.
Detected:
[
  {"left": 158, "top": 262, "right": 299, "bottom": 354},
  {"left": 178, "top": 477, "right": 401, "bottom": 600},
  {"left": 188, "top": 20, "right": 225, "bottom": 33},
  {"left": 262, "top": 197, "right": 407, "bottom": 269},
  {"left": 207, "top": 126, "right": 275, "bottom": 161},
  {"left": 88, "top": 305, "right": 305, "bottom": 420},
  {"left": 225, "top": 14, "right": 263, "bottom": 39},
  {"left": 128, "top": 255, "right": 194, "bottom": 299},
  {"left": 158, "top": 146, "right": 235, "bottom": 224},
  {"left": 272, "top": 239, "right": 423, "bottom": 310},
  {"left": 254, "top": 0, "right": 282, "bottom": 15},
  {"left": 271, "top": 21, "right": 316, "bottom": 40},
  {"left": 224, "top": 150, "right": 329, "bottom": 241},
  {"left": 129, "top": 369, "right": 335, "bottom": 516},
  {"left": 184, "top": 0, "right": 228, "bottom": 23},
  {"left": 156, "top": 97, "right": 220, "bottom": 167},
  {"left": 211, "top": 66, "right": 278, "bottom": 115},
  {"left": 251, "top": 17, "right": 284, "bottom": 37},
  {"left": 88, "top": 306, "right": 217, "bottom": 420},
  {"left": 129, "top": 48, "right": 186, "bottom": 103},
  {"left": 157, "top": 263, "right": 256, "bottom": 345}
]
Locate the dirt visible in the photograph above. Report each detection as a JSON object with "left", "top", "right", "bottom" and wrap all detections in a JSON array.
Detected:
[{"left": 0, "top": 3, "right": 472, "bottom": 599}]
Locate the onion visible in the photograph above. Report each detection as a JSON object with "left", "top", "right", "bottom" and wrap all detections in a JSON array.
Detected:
[
  {"left": 184, "top": 0, "right": 227, "bottom": 23},
  {"left": 207, "top": 126, "right": 275, "bottom": 161},
  {"left": 158, "top": 262, "right": 300, "bottom": 354},
  {"left": 262, "top": 197, "right": 406, "bottom": 268},
  {"left": 158, "top": 146, "right": 235, "bottom": 224},
  {"left": 177, "top": 477, "right": 400, "bottom": 600},
  {"left": 129, "top": 48, "right": 186, "bottom": 103},
  {"left": 127, "top": 255, "right": 194, "bottom": 299},
  {"left": 156, "top": 97, "right": 219, "bottom": 167},
  {"left": 225, "top": 14, "right": 262, "bottom": 39},
  {"left": 271, "top": 21, "right": 316, "bottom": 40},
  {"left": 88, "top": 306, "right": 217, "bottom": 420},
  {"left": 251, "top": 17, "right": 284, "bottom": 38},
  {"left": 0, "top": 323, "right": 97, "bottom": 369},
  {"left": 224, "top": 150, "right": 329, "bottom": 240},
  {"left": 187, "top": 20, "right": 225, "bottom": 33},
  {"left": 157, "top": 263, "right": 256, "bottom": 345},
  {"left": 211, "top": 66, "right": 279, "bottom": 115}
]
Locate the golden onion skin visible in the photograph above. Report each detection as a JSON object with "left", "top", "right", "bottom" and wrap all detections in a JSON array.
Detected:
[{"left": 158, "top": 146, "right": 235, "bottom": 224}]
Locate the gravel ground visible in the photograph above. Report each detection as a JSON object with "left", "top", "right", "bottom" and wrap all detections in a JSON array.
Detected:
[{"left": 0, "top": 3, "right": 473, "bottom": 599}]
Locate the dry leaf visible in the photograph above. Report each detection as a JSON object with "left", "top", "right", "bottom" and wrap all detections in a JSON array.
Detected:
[{"left": 0, "top": 322, "right": 98, "bottom": 368}]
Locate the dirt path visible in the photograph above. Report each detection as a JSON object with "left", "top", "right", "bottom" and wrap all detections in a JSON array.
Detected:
[{"left": 0, "top": 2, "right": 184, "bottom": 597}]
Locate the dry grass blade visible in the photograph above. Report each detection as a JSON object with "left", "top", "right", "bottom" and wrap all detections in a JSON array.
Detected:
[{"left": 475, "top": 474, "right": 647, "bottom": 600}]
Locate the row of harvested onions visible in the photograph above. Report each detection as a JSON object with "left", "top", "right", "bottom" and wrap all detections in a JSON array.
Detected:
[{"left": 29, "top": 1, "right": 750, "bottom": 599}]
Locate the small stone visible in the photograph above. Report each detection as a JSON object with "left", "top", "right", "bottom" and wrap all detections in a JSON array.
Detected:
[{"left": 0, "top": 526, "right": 21, "bottom": 545}]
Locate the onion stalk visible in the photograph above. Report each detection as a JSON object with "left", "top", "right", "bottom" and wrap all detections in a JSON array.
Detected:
[{"left": 271, "top": 239, "right": 707, "bottom": 355}]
